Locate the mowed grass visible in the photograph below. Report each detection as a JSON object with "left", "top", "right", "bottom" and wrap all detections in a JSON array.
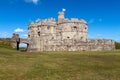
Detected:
[{"left": 0, "top": 48, "right": 120, "bottom": 80}]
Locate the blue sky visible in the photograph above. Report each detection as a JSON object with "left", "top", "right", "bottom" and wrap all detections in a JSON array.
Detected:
[{"left": 0, "top": 0, "right": 120, "bottom": 42}]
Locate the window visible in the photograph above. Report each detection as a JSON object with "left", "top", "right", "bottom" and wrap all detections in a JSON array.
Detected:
[
  {"left": 47, "top": 26, "right": 50, "bottom": 30},
  {"left": 67, "top": 37, "right": 70, "bottom": 39},
  {"left": 81, "top": 37, "right": 83, "bottom": 40},
  {"left": 73, "top": 26, "right": 77, "bottom": 31},
  {"left": 74, "top": 26, "right": 77, "bottom": 29},
  {"left": 28, "top": 35, "right": 30, "bottom": 38},
  {"left": 38, "top": 32, "right": 40, "bottom": 36}
]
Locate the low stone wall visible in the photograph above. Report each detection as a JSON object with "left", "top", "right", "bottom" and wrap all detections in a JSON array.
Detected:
[
  {"left": 27, "top": 39, "right": 115, "bottom": 52},
  {"left": 87, "top": 39, "right": 115, "bottom": 51}
]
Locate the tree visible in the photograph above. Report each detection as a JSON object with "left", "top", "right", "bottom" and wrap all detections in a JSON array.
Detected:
[{"left": 115, "top": 42, "right": 120, "bottom": 49}]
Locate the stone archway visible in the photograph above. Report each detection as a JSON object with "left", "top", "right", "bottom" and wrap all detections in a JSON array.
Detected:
[
  {"left": 11, "top": 33, "right": 28, "bottom": 51},
  {"left": 19, "top": 43, "right": 28, "bottom": 51}
]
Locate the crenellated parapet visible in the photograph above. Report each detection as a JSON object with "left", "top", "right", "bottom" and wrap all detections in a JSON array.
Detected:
[{"left": 58, "top": 18, "right": 87, "bottom": 25}]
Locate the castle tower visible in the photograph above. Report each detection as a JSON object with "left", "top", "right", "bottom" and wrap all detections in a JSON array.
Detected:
[{"left": 58, "top": 12, "right": 64, "bottom": 22}]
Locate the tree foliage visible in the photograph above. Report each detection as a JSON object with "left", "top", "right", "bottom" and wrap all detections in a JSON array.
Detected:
[{"left": 115, "top": 42, "right": 120, "bottom": 49}]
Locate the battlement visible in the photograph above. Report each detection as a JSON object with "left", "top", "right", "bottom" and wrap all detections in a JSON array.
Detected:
[
  {"left": 28, "top": 19, "right": 57, "bottom": 29},
  {"left": 58, "top": 18, "right": 87, "bottom": 24},
  {"left": 37, "top": 19, "right": 56, "bottom": 26},
  {"left": 29, "top": 11, "right": 87, "bottom": 27}
]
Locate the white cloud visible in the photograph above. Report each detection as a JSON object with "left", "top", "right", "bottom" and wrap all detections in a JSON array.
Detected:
[
  {"left": 36, "top": 18, "right": 41, "bottom": 22},
  {"left": 62, "top": 8, "right": 66, "bottom": 12},
  {"left": 14, "top": 28, "right": 25, "bottom": 33},
  {"left": 24, "top": 0, "right": 39, "bottom": 4},
  {"left": 97, "top": 34, "right": 102, "bottom": 37}
]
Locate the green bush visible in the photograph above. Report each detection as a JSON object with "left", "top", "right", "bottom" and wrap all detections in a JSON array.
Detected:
[{"left": 115, "top": 42, "right": 120, "bottom": 49}]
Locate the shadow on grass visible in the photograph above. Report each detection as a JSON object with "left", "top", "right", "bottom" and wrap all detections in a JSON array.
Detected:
[{"left": 20, "top": 48, "right": 27, "bottom": 52}]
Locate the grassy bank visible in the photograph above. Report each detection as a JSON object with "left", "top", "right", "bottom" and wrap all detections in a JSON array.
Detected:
[
  {"left": 0, "top": 39, "right": 12, "bottom": 49},
  {"left": 0, "top": 48, "right": 120, "bottom": 80}
]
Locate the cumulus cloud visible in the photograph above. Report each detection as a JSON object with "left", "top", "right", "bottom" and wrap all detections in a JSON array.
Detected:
[
  {"left": 14, "top": 28, "right": 25, "bottom": 33},
  {"left": 62, "top": 8, "right": 66, "bottom": 12},
  {"left": 24, "top": 0, "right": 39, "bottom": 4}
]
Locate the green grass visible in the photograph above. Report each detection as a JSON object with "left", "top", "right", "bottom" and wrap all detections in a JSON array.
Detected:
[{"left": 0, "top": 48, "right": 120, "bottom": 80}]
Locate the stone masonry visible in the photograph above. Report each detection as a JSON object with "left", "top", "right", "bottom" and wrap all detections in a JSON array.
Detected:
[{"left": 26, "top": 11, "right": 115, "bottom": 52}]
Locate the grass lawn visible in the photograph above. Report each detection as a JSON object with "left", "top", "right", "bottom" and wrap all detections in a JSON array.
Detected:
[{"left": 0, "top": 48, "right": 120, "bottom": 80}]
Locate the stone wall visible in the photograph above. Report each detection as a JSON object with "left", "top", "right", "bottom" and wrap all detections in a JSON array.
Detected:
[
  {"left": 11, "top": 33, "right": 20, "bottom": 48},
  {"left": 11, "top": 33, "right": 28, "bottom": 49},
  {"left": 27, "top": 38, "right": 115, "bottom": 52}
]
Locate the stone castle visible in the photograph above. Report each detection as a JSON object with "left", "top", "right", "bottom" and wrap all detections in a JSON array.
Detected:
[
  {"left": 11, "top": 11, "right": 115, "bottom": 51},
  {"left": 22, "top": 11, "right": 115, "bottom": 52}
]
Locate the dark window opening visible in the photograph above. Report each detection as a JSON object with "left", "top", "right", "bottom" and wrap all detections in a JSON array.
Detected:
[
  {"left": 74, "top": 26, "right": 77, "bottom": 29},
  {"left": 47, "top": 26, "right": 50, "bottom": 30},
  {"left": 28, "top": 35, "right": 30, "bottom": 38},
  {"left": 38, "top": 32, "right": 40, "bottom": 36},
  {"left": 81, "top": 37, "right": 83, "bottom": 40},
  {"left": 73, "top": 26, "right": 77, "bottom": 31},
  {"left": 67, "top": 37, "right": 70, "bottom": 39},
  {"left": 52, "top": 37, "right": 54, "bottom": 39}
]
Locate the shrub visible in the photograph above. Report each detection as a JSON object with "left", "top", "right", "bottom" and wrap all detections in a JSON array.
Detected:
[{"left": 115, "top": 42, "right": 120, "bottom": 49}]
